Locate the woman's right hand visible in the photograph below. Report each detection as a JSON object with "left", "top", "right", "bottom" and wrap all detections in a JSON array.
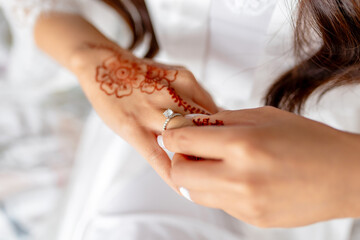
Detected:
[
  {"left": 163, "top": 107, "right": 360, "bottom": 227},
  {"left": 71, "top": 43, "right": 218, "bottom": 189}
]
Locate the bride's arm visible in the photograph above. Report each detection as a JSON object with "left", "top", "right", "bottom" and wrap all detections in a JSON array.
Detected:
[{"left": 33, "top": 11, "right": 218, "bottom": 189}]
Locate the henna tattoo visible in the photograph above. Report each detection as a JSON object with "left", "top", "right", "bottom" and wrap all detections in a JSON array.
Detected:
[
  {"left": 86, "top": 43, "right": 208, "bottom": 114},
  {"left": 87, "top": 43, "right": 178, "bottom": 98},
  {"left": 193, "top": 118, "right": 224, "bottom": 126},
  {"left": 167, "top": 87, "right": 207, "bottom": 114}
]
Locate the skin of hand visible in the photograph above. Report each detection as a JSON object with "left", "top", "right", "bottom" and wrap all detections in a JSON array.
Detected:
[
  {"left": 34, "top": 12, "right": 217, "bottom": 189},
  {"left": 162, "top": 106, "right": 360, "bottom": 227}
]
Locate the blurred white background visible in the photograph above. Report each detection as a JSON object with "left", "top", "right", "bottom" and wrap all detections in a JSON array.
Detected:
[{"left": 0, "top": 8, "right": 91, "bottom": 240}]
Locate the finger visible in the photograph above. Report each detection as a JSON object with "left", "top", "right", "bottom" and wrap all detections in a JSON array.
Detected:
[
  {"left": 191, "top": 84, "right": 218, "bottom": 114},
  {"left": 185, "top": 109, "right": 269, "bottom": 127},
  {"left": 168, "top": 70, "right": 215, "bottom": 114},
  {"left": 202, "top": 107, "right": 283, "bottom": 126},
  {"left": 146, "top": 98, "right": 210, "bottom": 133},
  {"left": 183, "top": 188, "right": 258, "bottom": 225},
  {"left": 190, "top": 114, "right": 226, "bottom": 126},
  {"left": 145, "top": 109, "right": 194, "bottom": 135},
  {"left": 171, "top": 153, "right": 228, "bottom": 191},
  {"left": 178, "top": 187, "right": 221, "bottom": 209},
  {"left": 163, "top": 126, "right": 232, "bottom": 159},
  {"left": 164, "top": 87, "right": 210, "bottom": 115},
  {"left": 126, "top": 125, "right": 178, "bottom": 190},
  {"left": 178, "top": 186, "right": 254, "bottom": 223}
]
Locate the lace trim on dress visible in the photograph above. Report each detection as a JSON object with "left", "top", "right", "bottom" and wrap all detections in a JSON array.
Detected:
[{"left": 225, "top": 0, "right": 277, "bottom": 15}]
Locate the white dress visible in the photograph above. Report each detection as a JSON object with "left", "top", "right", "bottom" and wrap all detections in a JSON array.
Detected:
[{"left": 1, "top": 0, "right": 360, "bottom": 239}]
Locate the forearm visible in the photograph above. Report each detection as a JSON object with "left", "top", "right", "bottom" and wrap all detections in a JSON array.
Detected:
[{"left": 34, "top": 12, "right": 126, "bottom": 72}]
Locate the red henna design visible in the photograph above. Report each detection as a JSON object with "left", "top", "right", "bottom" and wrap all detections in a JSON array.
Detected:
[
  {"left": 166, "top": 87, "right": 208, "bottom": 114},
  {"left": 87, "top": 43, "right": 208, "bottom": 114},
  {"left": 193, "top": 118, "right": 224, "bottom": 126},
  {"left": 85, "top": 43, "right": 178, "bottom": 98},
  {"left": 95, "top": 54, "right": 178, "bottom": 98}
]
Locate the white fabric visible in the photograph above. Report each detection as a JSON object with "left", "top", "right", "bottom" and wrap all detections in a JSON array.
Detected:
[
  {"left": 204, "top": 0, "right": 277, "bottom": 108},
  {"left": 55, "top": 0, "right": 358, "bottom": 239},
  {"left": 0, "top": 0, "right": 359, "bottom": 239},
  {"left": 0, "top": 0, "right": 88, "bottom": 239}
]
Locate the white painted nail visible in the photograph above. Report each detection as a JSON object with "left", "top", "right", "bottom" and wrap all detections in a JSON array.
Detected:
[
  {"left": 184, "top": 114, "right": 208, "bottom": 119},
  {"left": 168, "top": 152, "right": 175, "bottom": 161},
  {"left": 179, "top": 187, "right": 193, "bottom": 202},
  {"left": 157, "top": 135, "right": 165, "bottom": 149},
  {"left": 157, "top": 135, "right": 175, "bottom": 161}
]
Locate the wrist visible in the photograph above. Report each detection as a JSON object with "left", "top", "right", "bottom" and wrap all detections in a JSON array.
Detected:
[{"left": 68, "top": 41, "right": 134, "bottom": 74}]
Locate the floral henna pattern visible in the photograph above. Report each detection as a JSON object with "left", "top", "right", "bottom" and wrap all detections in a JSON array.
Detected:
[
  {"left": 193, "top": 118, "right": 224, "bottom": 126},
  {"left": 87, "top": 43, "right": 208, "bottom": 114},
  {"left": 96, "top": 54, "right": 178, "bottom": 98}
]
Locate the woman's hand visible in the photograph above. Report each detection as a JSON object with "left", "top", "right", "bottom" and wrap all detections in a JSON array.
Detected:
[
  {"left": 72, "top": 43, "right": 217, "bottom": 188},
  {"left": 34, "top": 12, "right": 217, "bottom": 189},
  {"left": 163, "top": 107, "right": 360, "bottom": 227}
]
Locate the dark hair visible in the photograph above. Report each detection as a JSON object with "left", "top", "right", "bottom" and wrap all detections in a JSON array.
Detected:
[
  {"left": 265, "top": 0, "right": 360, "bottom": 113},
  {"left": 101, "top": 0, "right": 159, "bottom": 58},
  {"left": 104, "top": 0, "right": 360, "bottom": 113}
]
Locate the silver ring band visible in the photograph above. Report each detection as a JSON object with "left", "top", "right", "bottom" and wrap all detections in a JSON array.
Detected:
[{"left": 163, "top": 109, "right": 182, "bottom": 131}]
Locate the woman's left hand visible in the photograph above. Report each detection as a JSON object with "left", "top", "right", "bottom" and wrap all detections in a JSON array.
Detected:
[{"left": 162, "top": 106, "right": 360, "bottom": 227}]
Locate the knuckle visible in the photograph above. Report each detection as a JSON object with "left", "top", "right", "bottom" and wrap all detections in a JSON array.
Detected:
[
  {"left": 241, "top": 178, "right": 261, "bottom": 197},
  {"left": 170, "top": 163, "right": 183, "bottom": 184},
  {"left": 216, "top": 110, "right": 233, "bottom": 118},
  {"left": 248, "top": 201, "right": 266, "bottom": 217},
  {"left": 173, "top": 131, "right": 191, "bottom": 152},
  {"left": 226, "top": 135, "right": 256, "bottom": 159},
  {"left": 262, "top": 106, "right": 277, "bottom": 112},
  {"left": 179, "top": 69, "right": 195, "bottom": 82},
  {"left": 117, "top": 113, "right": 138, "bottom": 134},
  {"left": 250, "top": 217, "right": 271, "bottom": 228},
  {"left": 228, "top": 200, "right": 270, "bottom": 228},
  {"left": 199, "top": 197, "right": 219, "bottom": 209},
  {"left": 165, "top": 130, "right": 190, "bottom": 152},
  {"left": 261, "top": 106, "right": 283, "bottom": 117},
  {"left": 146, "top": 148, "right": 164, "bottom": 164},
  {"left": 240, "top": 182, "right": 273, "bottom": 228},
  {"left": 245, "top": 203, "right": 270, "bottom": 228},
  {"left": 171, "top": 155, "right": 185, "bottom": 171},
  {"left": 220, "top": 110, "right": 233, "bottom": 115},
  {"left": 242, "top": 174, "right": 267, "bottom": 198}
]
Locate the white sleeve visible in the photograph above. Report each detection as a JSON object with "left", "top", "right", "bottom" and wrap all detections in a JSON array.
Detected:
[{"left": 0, "top": 0, "right": 82, "bottom": 29}]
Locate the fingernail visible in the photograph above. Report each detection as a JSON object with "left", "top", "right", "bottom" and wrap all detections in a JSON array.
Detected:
[
  {"left": 168, "top": 152, "right": 175, "bottom": 161},
  {"left": 157, "top": 135, "right": 175, "bottom": 161},
  {"left": 179, "top": 187, "right": 192, "bottom": 202},
  {"left": 184, "top": 114, "right": 208, "bottom": 119},
  {"left": 157, "top": 135, "right": 166, "bottom": 149}
]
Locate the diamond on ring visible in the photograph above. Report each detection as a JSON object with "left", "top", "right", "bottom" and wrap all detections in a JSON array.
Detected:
[
  {"left": 163, "top": 109, "right": 174, "bottom": 118},
  {"left": 162, "top": 109, "right": 182, "bottom": 131}
]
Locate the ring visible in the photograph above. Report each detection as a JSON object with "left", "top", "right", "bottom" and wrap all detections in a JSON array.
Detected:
[{"left": 163, "top": 108, "right": 182, "bottom": 131}]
